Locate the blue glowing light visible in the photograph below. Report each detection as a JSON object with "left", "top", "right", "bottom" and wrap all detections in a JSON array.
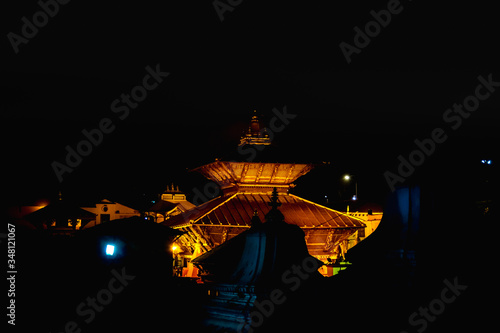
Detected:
[
  {"left": 481, "top": 160, "right": 492, "bottom": 165},
  {"left": 105, "top": 244, "right": 115, "bottom": 256}
]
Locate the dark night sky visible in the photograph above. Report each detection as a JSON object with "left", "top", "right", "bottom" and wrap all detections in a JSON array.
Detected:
[{"left": 2, "top": 1, "right": 499, "bottom": 207}]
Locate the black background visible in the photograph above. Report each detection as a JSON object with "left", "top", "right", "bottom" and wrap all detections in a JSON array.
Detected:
[
  {"left": 3, "top": 0, "right": 499, "bottom": 206},
  {"left": 2, "top": 1, "right": 499, "bottom": 331}
]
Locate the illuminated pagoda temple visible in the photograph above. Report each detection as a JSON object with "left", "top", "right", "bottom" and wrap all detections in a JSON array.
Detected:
[{"left": 163, "top": 112, "right": 366, "bottom": 276}]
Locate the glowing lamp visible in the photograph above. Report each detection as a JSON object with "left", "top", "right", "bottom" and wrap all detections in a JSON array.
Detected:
[{"left": 105, "top": 244, "right": 115, "bottom": 256}]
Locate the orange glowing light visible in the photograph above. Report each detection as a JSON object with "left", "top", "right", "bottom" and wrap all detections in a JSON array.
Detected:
[{"left": 36, "top": 199, "right": 49, "bottom": 208}]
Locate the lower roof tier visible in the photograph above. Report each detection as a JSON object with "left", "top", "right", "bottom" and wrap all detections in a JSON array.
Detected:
[{"left": 163, "top": 192, "right": 366, "bottom": 230}]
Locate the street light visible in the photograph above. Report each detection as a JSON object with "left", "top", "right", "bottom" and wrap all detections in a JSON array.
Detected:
[
  {"left": 342, "top": 174, "right": 358, "bottom": 201},
  {"left": 171, "top": 244, "right": 181, "bottom": 277}
]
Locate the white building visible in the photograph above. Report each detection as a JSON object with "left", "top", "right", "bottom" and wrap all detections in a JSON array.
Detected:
[{"left": 82, "top": 199, "right": 140, "bottom": 228}]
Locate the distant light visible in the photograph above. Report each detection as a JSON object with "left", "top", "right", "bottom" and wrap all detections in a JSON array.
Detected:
[
  {"left": 151, "top": 200, "right": 156, "bottom": 204},
  {"left": 105, "top": 244, "right": 115, "bottom": 256},
  {"left": 343, "top": 175, "right": 351, "bottom": 181},
  {"left": 481, "top": 159, "right": 492, "bottom": 165},
  {"left": 324, "top": 195, "right": 328, "bottom": 198},
  {"left": 352, "top": 195, "right": 357, "bottom": 201}
]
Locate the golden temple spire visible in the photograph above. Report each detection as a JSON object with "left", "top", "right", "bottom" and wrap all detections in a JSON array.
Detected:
[{"left": 238, "top": 110, "right": 271, "bottom": 146}]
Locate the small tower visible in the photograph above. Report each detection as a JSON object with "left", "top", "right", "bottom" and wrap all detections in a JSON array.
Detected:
[{"left": 161, "top": 183, "right": 186, "bottom": 202}]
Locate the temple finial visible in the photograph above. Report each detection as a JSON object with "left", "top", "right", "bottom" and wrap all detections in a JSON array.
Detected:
[
  {"left": 265, "top": 188, "right": 285, "bottom": 224},
  {"left": 268, "top": 187, "right": 282, "bottom": 210}
]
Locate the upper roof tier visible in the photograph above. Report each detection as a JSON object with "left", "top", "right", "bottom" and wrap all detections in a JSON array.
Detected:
[{"left": 191, "top": 160, "right": 314, "bottom": 192}]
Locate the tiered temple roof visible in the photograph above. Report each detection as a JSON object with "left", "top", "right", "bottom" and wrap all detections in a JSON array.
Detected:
[{"left": 162, "top": 112, "right": 366, "bottom": 262}]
